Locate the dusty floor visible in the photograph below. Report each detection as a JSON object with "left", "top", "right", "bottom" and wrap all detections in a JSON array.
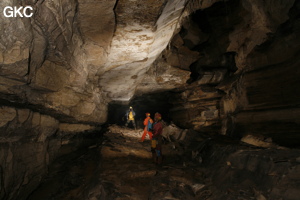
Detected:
[
  {"left": 98, "top": 125, "right": 210, "bottom": 200},
  {"left": 28, "top": 125, "right": 300, "bottom": 200}
]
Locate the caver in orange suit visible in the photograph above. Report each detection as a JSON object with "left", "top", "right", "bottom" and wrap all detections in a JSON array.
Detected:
[{"left": 140, "top": 113, "right": 153, "bottom": 142}]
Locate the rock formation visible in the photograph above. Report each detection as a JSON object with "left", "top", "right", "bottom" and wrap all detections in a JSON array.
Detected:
[{"left": 1, "top": 0, "right": 300, "bottom": 199}]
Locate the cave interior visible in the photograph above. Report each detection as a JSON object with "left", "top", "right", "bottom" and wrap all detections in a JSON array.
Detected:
[{"left": 1, "top": 0, "right": 300, "bottom": 199}]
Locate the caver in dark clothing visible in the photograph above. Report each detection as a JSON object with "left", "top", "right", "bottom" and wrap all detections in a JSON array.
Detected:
[{"left": 151, "top": 112, "right": 163, "bottom": 165}]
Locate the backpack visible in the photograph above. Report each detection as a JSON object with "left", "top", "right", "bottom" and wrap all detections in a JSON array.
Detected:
[{"left": 147, "top": 118, "right": 153, "bottom": 131}]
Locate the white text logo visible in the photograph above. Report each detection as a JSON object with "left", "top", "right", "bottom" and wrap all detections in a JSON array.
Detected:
[{"left": 3, "top": 6, "right": 33, "bottom": 18}]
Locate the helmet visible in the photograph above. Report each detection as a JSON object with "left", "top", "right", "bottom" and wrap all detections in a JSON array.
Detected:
[
  {"left": 154, "top": 112, "right": 161, "bottom": 120},
  {"left": 146, "top": 112, "right": 150, "bottom": 116},
  {"left": 129, "top": 106, "right": 133, "bottom": 109}
]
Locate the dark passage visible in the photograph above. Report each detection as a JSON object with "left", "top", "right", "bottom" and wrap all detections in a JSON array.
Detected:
[
  {"left": 1, "top": 0, "right": 300, "bottom": 199},
  {"left": 107, "top": 92, "right": 173, "bottom": 128}
]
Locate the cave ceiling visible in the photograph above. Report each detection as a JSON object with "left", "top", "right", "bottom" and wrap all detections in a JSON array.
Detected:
[{"left": 0, "top": 0, "right": 297, "bottom": 124}]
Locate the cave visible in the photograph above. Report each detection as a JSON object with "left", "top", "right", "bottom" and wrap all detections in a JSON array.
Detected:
[{"left": 1, "top": 0, "right": 300, "bottom": 199}]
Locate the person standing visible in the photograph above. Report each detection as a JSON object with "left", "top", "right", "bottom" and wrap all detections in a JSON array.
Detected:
[
  {"left": 151, "top": 112, "right": 163, "bottom": 165},
  {"left": 125, "top": 106, "right": 136, "bottom": 129},
  {"left": 140, "top": 113, "right": 153, "bottom": 142}
]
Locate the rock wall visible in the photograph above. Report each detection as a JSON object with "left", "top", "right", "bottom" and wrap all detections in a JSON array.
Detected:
[
  {"left": 220, "top": 0, "right": 300, "bottom": 146},
  {"left": 0, "top": 1, "right": 110, "bottom": 195},
  {"left": 170, "top": 86, "right": 223, "bottom": 133},
  {"left": 0, "top": 0, "right": 109, "bottom": 125},
  {"left": 166, "top": 0, "right": 300, "bottom": 146},
  {"left": 0, "top": 106, "right": 99, "bottom": 200},
  {"left": 0, "top": 107, "right": 58, "bottom": 199},
  {"left": 166, "top": 0, "right": 239, "bottom": 132}
]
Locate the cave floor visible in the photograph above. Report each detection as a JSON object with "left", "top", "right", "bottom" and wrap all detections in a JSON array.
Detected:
[
  {"left": 28, "top": 125, "right": 212, "bottom": 200},
  {"left": 28, "top": 125, "right": 300, "bottom": 200},
  {"left": 97, "top": 125, "right": 211, "bottom": 200}
]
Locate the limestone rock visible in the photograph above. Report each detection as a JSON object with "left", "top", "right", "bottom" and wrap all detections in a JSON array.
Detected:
[
  {"left": 166, "top": 46, "right": 200, "bottom": 70},
  {"left": 241, "top": 135, "right": 276, "bottom": 148},
  {"left": 31, "top": 61, "right": 69, "bottom": 92},
  {"left": 17, "top": 109, "right": 30, "bottom": 124},
  {"left": 100, "top": 0, "right": 188, "bottom": 101},
  {"left": 227, "top": 0, "right": 295, "bottom": 70},
  {"left": 59, "top": 123, "right": 95, "bottom": 133},
  {"left": 136, "top": 56, "right": 191, "bottom": 95},
  {"left": 163, "top": 122, "right": 188, "bottom": 142},
  {"left": 0, "top": 107, "right": 16, "bottom": 127},
  {"left": 170, "top": 86, "right": 223, "bottom": 131},
  {"left": 1, "top": 1, "right": 300, "bottom": 199}
]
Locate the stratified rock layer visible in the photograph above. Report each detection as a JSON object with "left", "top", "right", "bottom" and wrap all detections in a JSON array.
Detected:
[
  {"left": 166, "top": 0, "right": 300, "bottom": 146},
  {"left": 220, "top": 0, "right": 300, "bottom": 146},
  {"left": 0, "top": 0, "right": 300, "bottom": 199},
  {"left": 0, "top": 106, "right": 101, "bottom": 200}
]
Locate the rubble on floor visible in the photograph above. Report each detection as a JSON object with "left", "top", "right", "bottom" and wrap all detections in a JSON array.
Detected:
[{"left": 28, "top": 125, "right": 300, "bottom": 200}]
